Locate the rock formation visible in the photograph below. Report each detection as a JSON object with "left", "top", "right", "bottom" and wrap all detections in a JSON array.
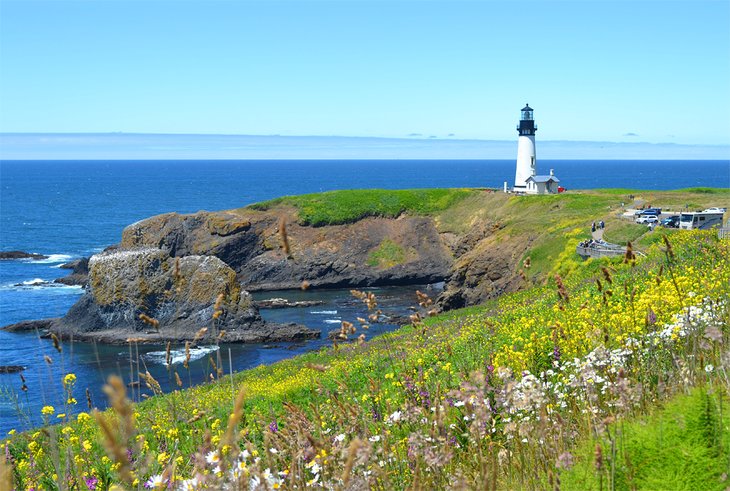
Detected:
[
  {"left": 121, "top": 210, "right": 452, "bottom": 291},
  {"left": 437, "top": 222, "right": 527, "bottom": 311},
  {"left": 0, "top": 251, "right": 49, "bottom": 260},
  {"left": 54, "top": 257, "right": 89, "bottom": 286},
  {"left": 51, "top": 247, "right": 318, "bottom": 344}
]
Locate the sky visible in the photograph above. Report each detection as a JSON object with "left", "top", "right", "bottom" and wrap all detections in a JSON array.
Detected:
[{"left": 0, "top": 0, "right": 729, "bottom": 159}]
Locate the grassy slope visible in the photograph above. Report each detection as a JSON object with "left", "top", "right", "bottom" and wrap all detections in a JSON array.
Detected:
[
  {"left": 251, "top": 187, "right": 729, "bottom": 281},
  {"left": 3, "top": 188, "right": 730, "bottom": 489},
  {"left": 563, "top": 389, "right": 730, "bottom": 491}
]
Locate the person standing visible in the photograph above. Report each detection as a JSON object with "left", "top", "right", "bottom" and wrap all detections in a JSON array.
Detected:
[{"left": 591, "top": 221, "right": 596, "bottom": 233}]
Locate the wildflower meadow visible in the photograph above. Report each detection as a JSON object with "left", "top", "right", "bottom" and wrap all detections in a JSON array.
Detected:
[{"left": 1, "top": 229, "right": 728, "bottom": 490}]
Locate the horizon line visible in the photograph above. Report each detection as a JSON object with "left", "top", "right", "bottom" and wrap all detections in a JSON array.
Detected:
[{"left": 2, "top": 131, "right": 729, "bottom": 148}]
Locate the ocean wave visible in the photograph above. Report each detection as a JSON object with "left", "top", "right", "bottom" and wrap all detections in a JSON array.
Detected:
[
  {"left": 323, "top": 319, "right": 343, "bottom": 324},
  {"left": 22, "top": 278, "right": 46, "bottom": 286},
  {"left": 311, "top": 310, "right": 338, "bottom": 315},
  {"left": 33, "top": 254, "right": 74, "bottom": 264},
  {"left": 143, "top": 345, "right": 220, "bottom": 366},
  {"left": 1, "top": 279, "right": 83, "bottom": 292}
]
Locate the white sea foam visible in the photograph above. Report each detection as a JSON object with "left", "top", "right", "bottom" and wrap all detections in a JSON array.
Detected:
[
  {"left": 33, "top": 254, "right": 73, "bottom": 264},
  {"left": 143, "top": 345, "right": 220, "bottom": 366},
  {"left": 311, "top": 310, "right": 338, "bottom": 315},
  {"left": 323, "top": 319, "right": 342, "bottom": 324},
  {"left": 22, "top": 278, "right": 46, "bottom": 286},
  {"left": 1, "top": 280, "right": 83, "bottom": 292}
]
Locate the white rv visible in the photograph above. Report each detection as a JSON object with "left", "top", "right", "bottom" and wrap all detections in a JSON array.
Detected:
[{"left": 678, "top": 211, "right": 725, "bottom": 230}]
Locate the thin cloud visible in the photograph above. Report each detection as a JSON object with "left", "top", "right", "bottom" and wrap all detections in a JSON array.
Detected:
[{"left": 623, "top": 132, "right": 639, "bottom": 137}]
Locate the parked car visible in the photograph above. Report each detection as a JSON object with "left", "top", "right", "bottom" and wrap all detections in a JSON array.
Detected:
[
  {"left": 660, "top": 215, "right": 679, "bottom": 228},
  {"left": 636, "top": 215, "right": 659, "bottom": 224},
  {"left": 635, "top": 208, "right": 662, "bottom": 216},
  {"left": 703, "top": 207, "right": 727, "bottom": 213}
]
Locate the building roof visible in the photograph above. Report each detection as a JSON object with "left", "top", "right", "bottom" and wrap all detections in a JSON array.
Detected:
[
  {"left": 522, "top": 104, "right": 533, "bottom": 112},
  {"left": 526, "top": 175, "right": 560, "bottom": 183}
]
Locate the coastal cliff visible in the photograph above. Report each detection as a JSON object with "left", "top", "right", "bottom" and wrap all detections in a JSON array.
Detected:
[
  {"left": 34, "top": 187, "right": 724, "bottom": 344},
  {"left": 120, "top": 209, "right": 453, "bottom": 290},
  {"left": 115, "top": 189, "right": 536, "bottom": 311}
]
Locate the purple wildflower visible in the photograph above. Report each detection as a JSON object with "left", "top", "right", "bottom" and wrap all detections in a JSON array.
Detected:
[
  {"left": 646, "top": 307, "right": 657, "bottom": 326},
  {"left": 553, "top": 344, "right": 561, "bottom": 362},
  {"left": 269, "top": 420, "right": 279, "bottom": 433}
]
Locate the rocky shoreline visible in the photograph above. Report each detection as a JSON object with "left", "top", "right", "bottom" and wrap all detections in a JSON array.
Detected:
[
  {"left": 0, "top": 251, "right": 49, "bottom": 260},
  {"left": 3, "top": 199, "right": 526, "bottom": 345}
]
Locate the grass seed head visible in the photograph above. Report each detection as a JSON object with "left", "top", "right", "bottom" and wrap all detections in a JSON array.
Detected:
[
  {"left": 193, "top": 327, "right": 208, "bottom": 343},
  {"left": 138, "top": 313, "right": 160, "bottom": 331},
  {"left": 51, "top": 333, "right": 62, "bottom": 353},
  {"left": 662, "top": 235, "right": 675, "bottom": 260},
  {"left": 278, "top": 216, "right": 291, "bottom": 257}
]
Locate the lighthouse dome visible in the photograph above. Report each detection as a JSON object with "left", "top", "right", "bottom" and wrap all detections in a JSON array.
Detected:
[{"left": 521, "top": 104, "right": 533, "bottom": 112}]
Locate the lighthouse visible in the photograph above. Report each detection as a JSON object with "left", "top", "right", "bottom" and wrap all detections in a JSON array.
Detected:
[{"left": 514, "top": 104, "right": 537, "bottom": 192}]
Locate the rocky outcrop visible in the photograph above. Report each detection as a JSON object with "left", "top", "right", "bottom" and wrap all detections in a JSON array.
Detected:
[
  {"left": 0, "top": 251, "right": 48, "bottom": 260},
  {"left": 256, "top": 298, "right": 325, "bottom": 309},
  {"left": 122, "top": 210, "right": 453, "bottom": 291},
  {"left": 54, "top": 257, "right": 89, "bottom": 286},
  {"left": 1, "top": 318, "right": 58, "bottom": 333},
  {"left": 51, "top": 248, "right": 319, "bottom": 344},
  {"left": 121, "top": 211, "right": 258, "bottom": 266}
]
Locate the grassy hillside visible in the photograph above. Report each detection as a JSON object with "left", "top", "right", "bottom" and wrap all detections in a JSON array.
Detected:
[
  {"left": 252, "top": 187, "right": 729, "bottom": 282},
  {"left": 248, "top": 188, "right": 477, "bottom": 226},
  {"left": 2, "top": 188, "right": 729, "bottom": 490}
]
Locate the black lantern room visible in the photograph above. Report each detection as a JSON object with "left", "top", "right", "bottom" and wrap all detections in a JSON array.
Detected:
[{"left": 517, "top": 104, "right": 537, "bottom": 136}]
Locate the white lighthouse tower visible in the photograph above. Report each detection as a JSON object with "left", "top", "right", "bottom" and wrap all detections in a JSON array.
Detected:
[{"left": 514, "top": 104, "right": 537, "bottom": 192}]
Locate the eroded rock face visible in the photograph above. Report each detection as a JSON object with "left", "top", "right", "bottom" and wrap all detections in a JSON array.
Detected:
[
  {"left": 121, "top": 211, "right": 259, "bottom": 267},
  {"left": 437, "top": 227, "right": 527, "bottom": 311},
  {"left": 121, "top": 210, "right": 453, "bottom": 291},
  {"left": 52, "top": 248, "right": 281, "bottom": 343}
]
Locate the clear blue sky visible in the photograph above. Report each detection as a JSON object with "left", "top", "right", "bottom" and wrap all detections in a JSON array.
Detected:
[{"left": 1, "top": 0, "right": 729, "bottom": 148}]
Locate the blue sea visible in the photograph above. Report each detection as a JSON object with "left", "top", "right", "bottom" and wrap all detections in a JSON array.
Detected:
[{"left": 0, "top": 159, "right": 728, "bottom": 434}]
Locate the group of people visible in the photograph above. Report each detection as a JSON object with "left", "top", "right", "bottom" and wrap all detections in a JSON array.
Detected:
[
  {"left": 578, "top": 238, "right": 603, "bottom": 249},
  {"left": 591, "top": 220, "right": 605, "bottom": 233}
]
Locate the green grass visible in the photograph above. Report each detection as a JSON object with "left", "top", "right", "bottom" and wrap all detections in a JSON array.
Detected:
[
  {"left": 602, "top": 221, "right": 649, "bottom": 245},
  {"left": 367, "top": 239, "right": 407, "bottom": 268},
  {"left": 563, "top": 388, "right": 730, "bottom": 491},
  {"left": 248, "top": 188, "right": 477, "bottom": 226}
]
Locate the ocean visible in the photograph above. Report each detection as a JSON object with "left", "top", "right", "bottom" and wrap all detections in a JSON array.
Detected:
[{"left": 0, "top": 159, "right": 728, "bottom": 433}]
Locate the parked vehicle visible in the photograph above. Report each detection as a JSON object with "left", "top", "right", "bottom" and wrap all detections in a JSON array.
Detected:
[
  {"left": 703, "top": 207, "right": 727, "bottom": 213},
  {"left": 636, "top": 215, "right": 659, "bottom": 224},
  {"left": 679, "top": 211, "right": 725, "bottom": 230},
  {"left": 660, "top": 215, "right": 679, "bottom": 228},
  {"left": 635, "top": 208, "right": 662, "bottom": 216}
]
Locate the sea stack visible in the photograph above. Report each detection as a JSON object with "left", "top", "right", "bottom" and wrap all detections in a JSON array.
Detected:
[{"left": 514, "top": 104, "right": 537, "bottom": 192}]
